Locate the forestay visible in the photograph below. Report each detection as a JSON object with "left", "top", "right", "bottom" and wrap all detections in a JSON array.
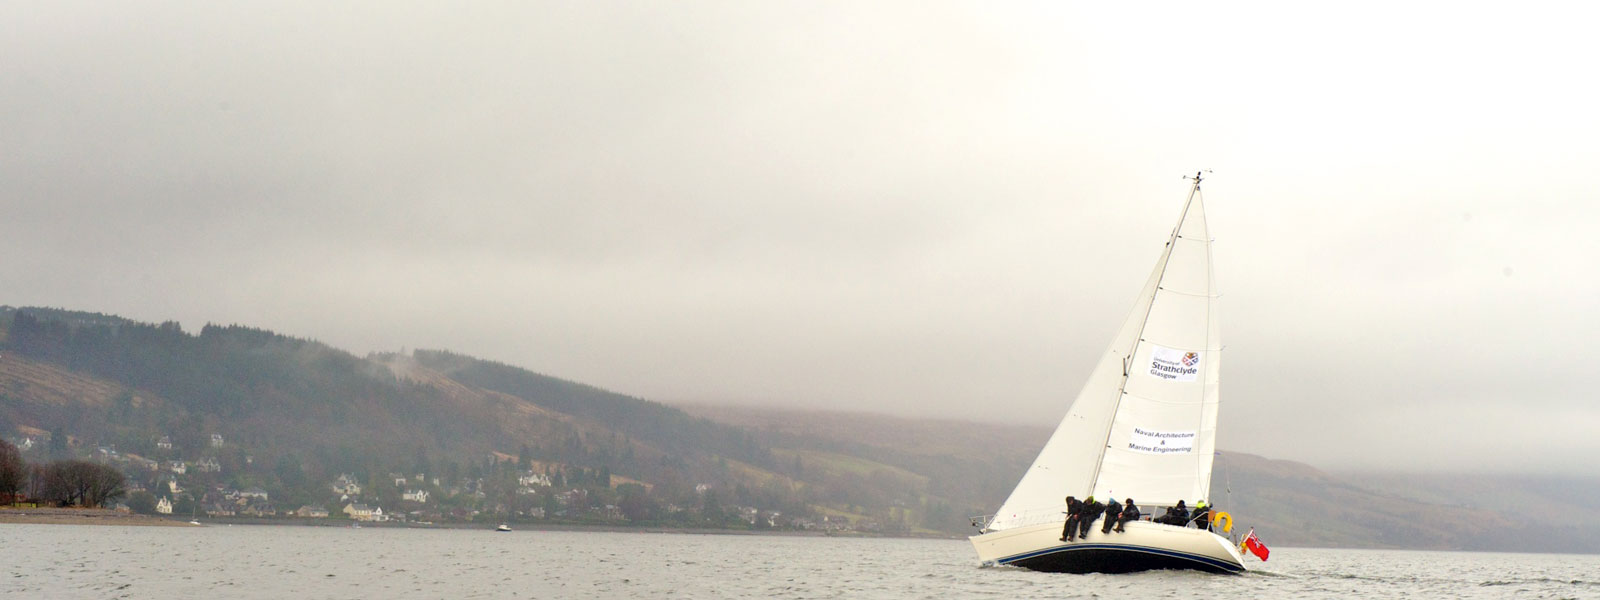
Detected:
[{"left": 987, "top": 180, "right": 1220, "bottom": 531}]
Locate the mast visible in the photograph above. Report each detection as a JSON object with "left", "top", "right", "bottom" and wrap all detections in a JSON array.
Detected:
[{"left": 1082, "top": 172, "right": 1204, "bottom": 494}]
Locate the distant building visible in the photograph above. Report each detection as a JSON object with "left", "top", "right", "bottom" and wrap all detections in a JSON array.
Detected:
[
  {"left": 156, "top": 497, "right": 173, "bottom": 515},
  {"left": 209, "top": 434, "right": 225, "bottom": 447},
  {"left": 402, "top": 489, "right": 429, "bottom": 503},
  {"left": 331, "top": 474, "right": 362, "bottom": 496},
  {"left": 156, "top": 436, "right": 173, "bottom": 450},
  {"left": 519, "top": 472, "right": 552, "bottom": 487},
  {"left": 239, "top": 487, "right": 269, "bottom": 501},
  {"left": 344, "top": 503, "right": 374, "bottom": 521},
  {"left": 296, "top": 505, "right": 330, "bottom": 518},
  {"left": 194, "top": 457, "right": 222, "bottom": 473},
  {"left": 168, "top": 461, "right": 186, "bottom": 475}
]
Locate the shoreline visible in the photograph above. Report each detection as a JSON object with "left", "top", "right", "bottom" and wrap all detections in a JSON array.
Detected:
[
  {"left": 0, "top": 507, "right": 200, "bottom": 527},
  {"left": 0, "top": 507, "right": 960, "bottom": 538}
]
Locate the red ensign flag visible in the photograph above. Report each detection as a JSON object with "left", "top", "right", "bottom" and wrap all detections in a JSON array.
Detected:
[{"left": 1242, "top": 529, "right": 1270, "bottom": 561}]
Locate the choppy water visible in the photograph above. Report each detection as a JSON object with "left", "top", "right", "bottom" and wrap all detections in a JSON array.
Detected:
[{"left": 3, "top": 524, "right": 1597, "bottom": 599}]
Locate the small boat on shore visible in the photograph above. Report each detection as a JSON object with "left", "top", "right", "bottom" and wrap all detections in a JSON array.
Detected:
[{"left": 495, "top": 524, "right": 511, "bottom": 532}]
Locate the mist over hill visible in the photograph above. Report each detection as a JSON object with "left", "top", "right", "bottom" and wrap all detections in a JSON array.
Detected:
[{"left": 2, "top": 305, "right": 1596, "bottom": 552}]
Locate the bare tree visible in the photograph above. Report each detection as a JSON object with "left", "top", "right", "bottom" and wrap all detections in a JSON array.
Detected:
[
  {"left": 83, "top": 462, "right": 127, "bottom": 508},
  {"left": 34, "top": 460, "right": 127, "bottom": 508},
  {"left": 0, "top": 439, "right": 25, "bottom": 504}
]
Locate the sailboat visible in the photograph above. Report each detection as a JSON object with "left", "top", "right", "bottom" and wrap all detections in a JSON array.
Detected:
[{"left": 969, "top": 172, "right": 1247, "bottom": 574}]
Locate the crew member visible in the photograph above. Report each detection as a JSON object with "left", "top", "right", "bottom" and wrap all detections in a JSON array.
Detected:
[
  {"left": 1100, "top": 497, "right": 1122, "bottom": 534},
  {"left": 1155, "top": 500, "right": 1189, "bottom": 526},
  {"left": 1078, "top": 496, "right": 1104, "bottom": 539},
  {"left": 1192, "top": 500, "right": 1210, "bottom": 531},
  {"left": 1059, "top": 495, "right": 1082, "bottom": 542},
  {"left": 1114, "top": 498, "right": 1139, "bottom": 532}
]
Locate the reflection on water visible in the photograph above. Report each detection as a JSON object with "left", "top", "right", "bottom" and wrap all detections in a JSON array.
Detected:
[{"left": 4, "top": 524, "right": 1597, "bottom": 599}]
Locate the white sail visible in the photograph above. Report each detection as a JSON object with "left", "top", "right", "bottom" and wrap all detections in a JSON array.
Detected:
[{"left": 987, "top": 181, "right": 1219, "bottom": 531}]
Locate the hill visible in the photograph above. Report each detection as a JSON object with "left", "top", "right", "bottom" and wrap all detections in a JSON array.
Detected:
[
  {"left": 680, "top": 404, "right": 1600, "bottom": 553},
  {"left": 4, "top": 304, "right": 1597, "bottom": 551},
  {"left": 0, "top": 306, "right": 973, "bottom": 533}
]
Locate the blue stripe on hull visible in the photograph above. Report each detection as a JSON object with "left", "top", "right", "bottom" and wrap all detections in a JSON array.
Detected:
[{"left": 999, "top": 543, "right": 1244, "bottom": 575}]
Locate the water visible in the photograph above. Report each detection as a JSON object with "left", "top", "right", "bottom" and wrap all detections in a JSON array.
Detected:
[{"left": 4, "top": 524, "right": 1598, "bottom": 599}]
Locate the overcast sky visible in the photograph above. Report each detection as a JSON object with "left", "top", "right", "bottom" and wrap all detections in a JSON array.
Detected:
[{"left": 4, "top": 1, "right": 1597, "bottom": 475}]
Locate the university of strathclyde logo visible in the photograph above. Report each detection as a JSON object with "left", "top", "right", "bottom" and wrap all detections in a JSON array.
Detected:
[{"left": 1182, "top": 352, "right": 1199, "bottom": 367}]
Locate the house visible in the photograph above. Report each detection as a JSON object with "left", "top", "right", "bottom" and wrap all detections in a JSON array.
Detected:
[
  {"left": 168, "top": 461, "right": 187, "bottom": 475},
  {"left": 206, "top": 503, "right": 235, "bottom": 517},
  {"left": 17, "top": 437, "right": 33, "bottom": 451},
  {"left": 296, "top": 505, "right": 330, "bottom": 518},
  {"left": 156, "top": 436, "right": 173, "bottom": 450},
  {"left": 344, "top": 503, "right": 374, "bottom": 521},
  {"left": 402, "top": 489, "right": 429, "bottom": 503},
  {"left": 194, "top": 457, "right": 222, "bottom": 473},
  {"left": 167, "top": 479, "right": 182, "bottom": 494},
  {"left": 518, "top": 472, "right": 552, "bottom": 487},
  {"left": 331, "top": 474, "right": 362, "bottom": 496},
  {"left": 239, "top": 487, "right": 269, "bottom": 501},
  {"left": 370, "top": 507, "right": 388, "bottom": 522},
  {"left": 156, "top": 496, "right": 173, "bottom": 515},
  {"left": 209, "top": 434, "right": 224, "bottom": 447},
  {"left": 129, "top": 456, "right": 160, "bottom": 471}
]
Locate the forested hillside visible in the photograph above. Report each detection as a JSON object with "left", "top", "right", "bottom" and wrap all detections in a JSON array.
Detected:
[{"left": 0, "top": 306, "right": 991, "bottom": 534}]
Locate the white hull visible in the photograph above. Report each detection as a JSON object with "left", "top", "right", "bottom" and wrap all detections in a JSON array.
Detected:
[{"left": 970, "top": 520, "right": 1245, "bottom": 574}]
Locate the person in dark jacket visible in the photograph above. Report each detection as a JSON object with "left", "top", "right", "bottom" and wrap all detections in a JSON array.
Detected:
[
  {"left": 1059, "top": 496, "right": 1082, "bottom": 542},
  {"left": 1192, "top": 500, "right": 1210, "bottom": 531},
  {"left": 1155, "top": 500, "right": 1189, "bottom": 526},
  {"left": 1114, "top": 498, "right": 1140, "bottom": 532},
  {"left": 1100, "top": 497, "right": 1122, "bottom": 534},
  {"left": 1078, "top": 496, "right": 1104, "bottom": 539}
]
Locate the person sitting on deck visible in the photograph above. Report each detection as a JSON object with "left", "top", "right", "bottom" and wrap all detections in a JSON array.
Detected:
[
  {"left": 1077, "top": 496, "right": 1104, "bottom": 539},
  {"left": 1192, "top": 500, "right": 1211, "bottom": 531},
  {"left": 1059, "top": 496, "right": 1083, "bottom": 542},
  {"left": 1100, "top": 497, "right": 1122, "bottom": 534},
  {"left": 1154, "top": 500, "right": 1189, "bottom": 526},
  {"left": 1114, "top": 498, "right": 1139, "bottom": 532}
]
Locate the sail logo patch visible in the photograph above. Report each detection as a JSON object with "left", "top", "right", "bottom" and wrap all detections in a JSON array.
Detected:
[
  {"left": 1128, "top": 427, "right": 1196, "bottom": 454},
  {"left": 1149, "top": 346, "right": 1201, "bottom": 382}
]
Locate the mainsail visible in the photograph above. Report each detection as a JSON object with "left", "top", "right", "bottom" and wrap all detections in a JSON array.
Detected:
[{"left": 987, "top": 177, "right": 1220, "bottom": 531}]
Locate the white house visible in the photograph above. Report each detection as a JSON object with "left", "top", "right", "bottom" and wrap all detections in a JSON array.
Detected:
[
  {"left": 156, "top": 436, "right": 173, "bottom": 450},
  {"left": 331, "top": 474, "right": 362, "bottom": 496},
  {"left": 168, "top": 461, "right": 186, "bottom": 475},
  {"left": 518, "top": 472, "right": 552, "bottom": 487},
  {"left": 402, "top": 489, "right": 429, "bottom": 503},
  {"left": 195, "top": 457, "right": 221, "bottom": 473},
  {"left": 209, "top": 434, "right": 224, "bottom": 447},
  {"left": 156, "top": 496, "right": 173, "bottom": 514}
]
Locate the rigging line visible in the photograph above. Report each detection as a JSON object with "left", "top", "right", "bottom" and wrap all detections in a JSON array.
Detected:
[
  {"left": 1196, "top": 184, "right": 1219, "bottom": 503},
  {"left": 1085, "top": 176, "right": 1203, "bottom": 494},
  {"left": 1155, "top": 287, "right": 1219, "bottom": 298}
]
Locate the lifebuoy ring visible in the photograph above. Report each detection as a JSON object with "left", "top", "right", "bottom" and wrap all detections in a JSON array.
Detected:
[{"left": 1211, "top": 510, "right": 1233, "bottom": 533}]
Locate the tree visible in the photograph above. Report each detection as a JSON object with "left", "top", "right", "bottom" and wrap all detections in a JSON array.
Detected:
[
  {"left": 126, "top": 491, "right": 157, "bottom": 515},
  {"left": 35, "top": 460, "right": 126, "bottom": 507},
  {"left": 49, "top": 426, "right": 68, "bottom": 457},
  {"left": 0, "top": 439, "right": 26, "bottom": 503}
]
